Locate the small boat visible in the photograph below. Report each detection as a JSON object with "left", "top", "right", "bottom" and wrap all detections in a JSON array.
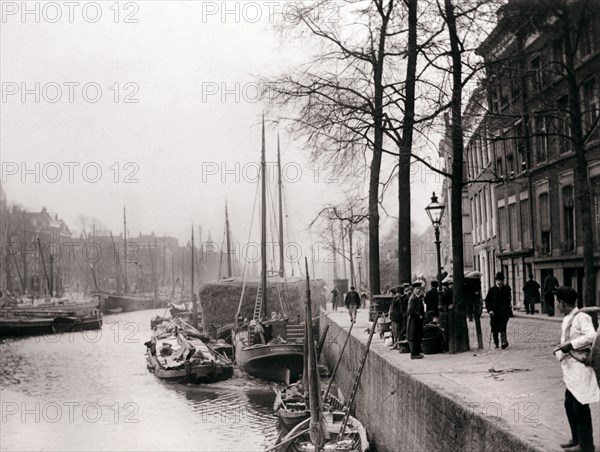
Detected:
[
  {"left": 274, "top": 383, "right": 346, "bottom": 433},
  {"left": 52, "top": 312, "right": 104, "bottom": 333},
  {"left": 104, "top": 293, "right": 155, "bottom": 313},
  {"left": 268, "top": 260, "right": 370, "bottom": 452},
  {"left": 274, "top": 414, "right": 369, "bottom": 452},
  {"left": 145, "top": 318, "right": 234, "bottom": 383}
]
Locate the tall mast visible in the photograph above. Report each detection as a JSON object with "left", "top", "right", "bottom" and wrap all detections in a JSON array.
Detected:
[
  {"left": 261, "top": 115, "right": 268, "bottom": 317},
  {"left": 162, "top": 233, "right": 166, "bottom": 287},
  {"left": 331, "top": 221, "right": 338, "bottom": 280},
  {"left": 123, "top": 206, "right": 129, "bottom": 292},
  {"left": 277, "top": 134, "right": 285, "bottom": 278},
  {"left": 225, "top": 201, "right": 233, "bottom": 278},
  {"left": 191, "top": 225, "right": 198, "bottom": 328}
]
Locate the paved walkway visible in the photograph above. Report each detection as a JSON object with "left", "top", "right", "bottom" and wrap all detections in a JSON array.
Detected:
[{"left": 325, "top": 306, "right": 599, "bottom": 452}]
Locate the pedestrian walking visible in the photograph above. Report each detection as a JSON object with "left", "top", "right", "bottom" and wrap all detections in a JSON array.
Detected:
[
  {"left": 553, "top": 286, "right": 599, "bottom": 452},
  {"left": 330, "top": 287, "right": 340, "bottom": 311},
  {"left": 544, "top": 272, "right": 559, "bottom": 316},
  {"left": 424, "top": 280, "right": 439, "bottom": 321},
  {"left": 523, "top": 274, "right": 541, "bottom": 315},
  {"left": 344, "top": 286, "right": 361, "bottom": 323},
  {"left": 485, "top": 272, "right": 512, "bottom": 349},
  {"left": 407, "top": 280, "right": 425, "bottom": 359}
]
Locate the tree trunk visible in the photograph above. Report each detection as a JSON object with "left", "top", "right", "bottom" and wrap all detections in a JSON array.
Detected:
[
  {"left": 398, "top": 0, "right": 418, "bottom": 285},
  {"left": 562, "top": 10, "right": 597, "bottom": 306},
  {"left": 368, "top": 5, "right": 391, "bottom": 296},
  {"left": 445, "top": 0, "right": 470, "bottom": 352}
]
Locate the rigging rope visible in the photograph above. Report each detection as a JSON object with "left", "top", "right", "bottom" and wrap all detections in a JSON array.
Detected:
[{"left": 236, "top": 177, "right": 260, "bottom": 318}]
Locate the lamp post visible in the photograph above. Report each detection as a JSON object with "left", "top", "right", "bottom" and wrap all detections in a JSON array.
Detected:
[
  {"left": 356, "top": 249, "right": 363, "bottom": 289},
  {"left": 425, "top": 192, "right": 446, "bottom": 315}
]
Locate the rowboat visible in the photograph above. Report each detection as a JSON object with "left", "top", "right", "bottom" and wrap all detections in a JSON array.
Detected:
[{"left": 273, "top": 414, "right": 369, "bottom": 452}]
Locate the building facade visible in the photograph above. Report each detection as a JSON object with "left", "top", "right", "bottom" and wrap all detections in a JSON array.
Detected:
[{"left": 477, "top": 0, "right": 600, "bottom": 307}]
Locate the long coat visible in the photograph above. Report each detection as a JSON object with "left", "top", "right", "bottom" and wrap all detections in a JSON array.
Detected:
[
  {"left": 485, "top": 284, "right": 512, "bottom": 332},
  {"left": 407, "top": 292, "right": 425, "bottom": 341}
]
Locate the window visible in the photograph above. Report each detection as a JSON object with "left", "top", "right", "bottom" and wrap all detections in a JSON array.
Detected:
[
  {"left": 582, "top": 77, "right": 599, "bottom": 141},
  {"left": 521, "top": 198, "right": 532, "bottom": 248},
  {"left": 557, "top": 95, "right": 572, "bottom": 153},
  {"left": 496, "top": 156, "right": 504, "bottom": 179},
  {"left": 509, "top": 202, "right": 519, "bottom": 250},
  {"left": 499, "top": 83, "right": 509, "bottom": 110},
  {"left": 499, "top": 206, "right": 509, "bottom": 251},
  {"left": 562, "top": 185, "right": 575, "bottom": 252},
  {"left": 515, "top": 122, "right": 526, "bottom": 172},
  {"left": 529, "top": 55, "right": 543, "bottom": 92},
  {"left": 552, "top": 38, "right": 565, "bottom": 76},
  {"left": 577, "top": 19, "right": 594, "bottom": 60},
  {"left": 506, "top": 153, "right": 515, "bottom": 177},
  {"left": 482, "top": 188, "right": 488, "bottom": 241},
  {"left": 593, "top": 176, "right": 600, "bottom": 249},
  {"left": 534, "top": 114, "right": 549, "bottom": 164},
  {"left": 539, "top": 192, "right": 551, "bottom": 255}
]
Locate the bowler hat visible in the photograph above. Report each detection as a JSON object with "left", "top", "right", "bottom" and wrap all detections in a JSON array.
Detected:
[
  {"left": 402, "top": 282, "right": 411, "bottom": 288},
  {"left": 495, "top": 272, "right": 505, "bottom": 281},
  {"left": 412, "top": 280, "right": 423, "bottom": 288},
  {"left": 555, "top": 286, "right": 578, "bottom": 305}
]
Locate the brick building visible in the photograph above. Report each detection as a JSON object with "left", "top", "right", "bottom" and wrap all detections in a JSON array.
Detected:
[{"left": 476, "top": 0, "right": 600, "bottom": 307}]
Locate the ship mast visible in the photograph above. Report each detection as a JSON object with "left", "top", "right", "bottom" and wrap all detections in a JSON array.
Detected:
[
  {"left": 261, "top": 116, "right": 268, "bottom": 318},
  {"left": 277, "top": 134, "right": 285, "bottom": 278},
  {"left": 225, "top": 201, "right": 233, "bottom": 278},
  {"left": 123, "top": 206, "right": 129, "bottom": 292},
  {"left": 191, "top": 225, "right": 198, "bottom": 328}
]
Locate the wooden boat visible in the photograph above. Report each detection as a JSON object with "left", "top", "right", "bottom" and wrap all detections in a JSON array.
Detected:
[
  {"left": 104, "top": 293, "right": 155, "bottom": 313},
  {"left": 0, "top": 311, "right": 103, "bottom": 337},
  {"left": 1, "top": 298, "right": 99, "bottom": 316},
  {"left": 267, "top": 261, "right": 370, "bottom": 452},
  {"left": 232, "top": 118, "right": 305, "bottom": 384},
  {"left": 274, "top": 383, "right": 346, "bottom": 433},
  {"left": 145, "top": 318, "right": 234, "bottom": 383},
  {"left": 274, "top": 414, "right": 369, "bottom": 452}
]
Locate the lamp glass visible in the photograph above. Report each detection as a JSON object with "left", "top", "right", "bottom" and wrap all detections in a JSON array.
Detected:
[{"left": 425, "top": 192, "right": 445, "bottom": 226}]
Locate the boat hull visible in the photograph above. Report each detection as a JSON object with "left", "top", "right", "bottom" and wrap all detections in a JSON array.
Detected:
[
  {"left": 1, "top": 300, "right": 99, "bottom": 316},
  {"left": 234, "top": 339, "right": 304, "bottom": 383},
  {"left": 146, "top": 352, "right": 234, "bottom": 383},
  {"left": 0, "top": 313, "right": 103, "bottom": 338},
  {"left": 276, "top": 415, "right": 369, "bottom": 452},
  {"left": 104, "top": 294, "right": 155, "bottom": 313}
]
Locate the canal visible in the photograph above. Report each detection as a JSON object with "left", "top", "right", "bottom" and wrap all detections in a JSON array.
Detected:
[{"left": 0, "top": 309, "right": 279, "bottom": 451}]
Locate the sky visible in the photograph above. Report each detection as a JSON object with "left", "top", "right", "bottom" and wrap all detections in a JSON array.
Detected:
[{"left": 0, "top": 1, "right": 443, "bottom": 277}]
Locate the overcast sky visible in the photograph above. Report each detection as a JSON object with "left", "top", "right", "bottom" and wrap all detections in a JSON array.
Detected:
[{"left": 1, "top": 1, "right": 443, "bottom": 275}]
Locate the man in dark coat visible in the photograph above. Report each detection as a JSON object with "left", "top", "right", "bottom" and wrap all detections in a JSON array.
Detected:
[
  {"left": 407, "top": 280, "right": 425, "bottom": 359},
  {"left": 398, "top": 283, "right": 411, "bottom": 341},
  {"left": 485, "top": 272, "right": 512, "bottom": 349},
  {"left": 330, "top": 287, "right": 340, "bottom": 311},
  {"left": 389, "top": 288, "right": 403, "bottom": 349},
  {"left": 345, "top": 286, "right": 361, "bottom": 323},
  {"left": 543, "top": 272, "right": 559, "bottom": 317},
  {"left": 424, "top": 281, "right": 439, "bottom": 321},
  {"left": 523, "top": 274, "right": 541, "bottom": 315}
]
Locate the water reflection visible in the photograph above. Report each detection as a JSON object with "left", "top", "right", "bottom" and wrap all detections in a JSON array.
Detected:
[{"left": 0, "top": 309, "right": 279, "bottom": 451}]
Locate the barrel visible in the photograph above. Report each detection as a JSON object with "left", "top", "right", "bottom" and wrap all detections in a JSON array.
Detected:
[{"left": 369, "top": 295, "right": 393, "bottom": 322}]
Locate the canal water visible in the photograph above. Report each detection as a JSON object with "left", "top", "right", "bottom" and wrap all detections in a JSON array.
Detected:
[{"left": 0, "top": 309, "right": 279, "bottom": 451}]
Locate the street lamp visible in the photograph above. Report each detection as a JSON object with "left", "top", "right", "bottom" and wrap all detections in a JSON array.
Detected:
[
  {"left": 356, "top": 249, "right": 363, "bottom": 289},
  {"left": 425, "top": 192, "right": 446, "bottom": 315}
]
